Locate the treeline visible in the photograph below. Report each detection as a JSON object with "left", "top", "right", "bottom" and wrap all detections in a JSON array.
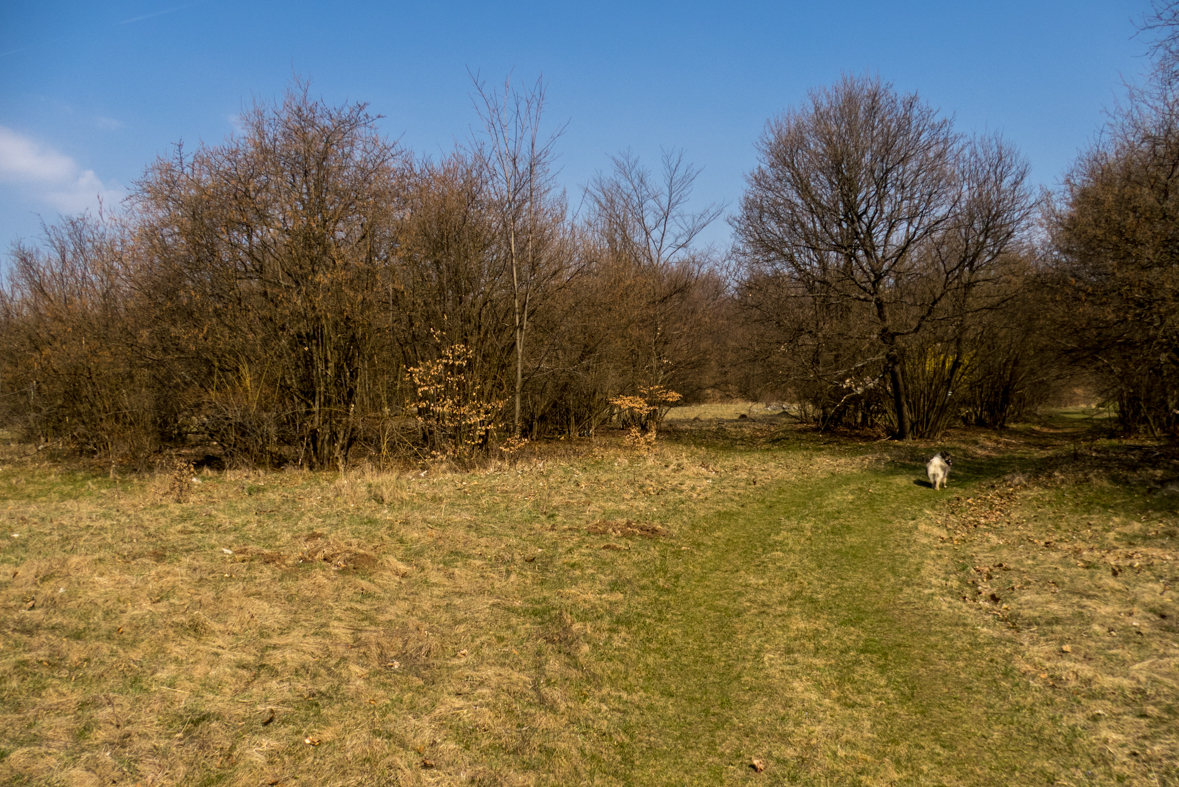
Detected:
[
  {"left": 730, "top": 53, "right": 1177, "bottom": 438},
  {"left": 0, "top": 80, "right": 730, "bottom": 468},
  {"left": 728, "top": 4, "right": 1179, "bottom": 440},
  {"left": 735, "top": 0, "right": 1179, "bottom": 441},
  {"left": 3, "top": 24, "right": 1178, "bottom": 467}
]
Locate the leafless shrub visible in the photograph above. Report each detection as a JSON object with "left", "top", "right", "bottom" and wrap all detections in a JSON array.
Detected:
[
  {"left": 134, "top": 80, "right": 406, "bottom": 470},
  {"left": 0, "top": 213, "right": 158, "bottom": 461},
  {"left": 1047, "top": 30, "right": 1179, "bottom": 435},
  {"left": 0, "top": 79, "right": 730, "bottom": 464}
]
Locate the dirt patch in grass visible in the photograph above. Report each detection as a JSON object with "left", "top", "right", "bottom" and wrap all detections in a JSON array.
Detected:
[{"left": 586, "top": 519, "right": 670, "bottom": 538}]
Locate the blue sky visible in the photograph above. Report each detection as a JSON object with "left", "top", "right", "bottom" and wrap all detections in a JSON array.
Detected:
[{"left": 0, "top": 1, "right": 1159, "bottom": 259}]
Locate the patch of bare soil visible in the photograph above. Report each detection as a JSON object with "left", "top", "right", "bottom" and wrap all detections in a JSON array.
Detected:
[
  {"left": 224, "top": 532, "right": 383, "bottom": 572},
  {"left": 586, "top": 519, "right": 670, "bottom": 539}
]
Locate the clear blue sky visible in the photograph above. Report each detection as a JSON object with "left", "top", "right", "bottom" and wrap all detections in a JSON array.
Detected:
[{"left": 0, "top": 0, "right": 1159, "bottom": 260}]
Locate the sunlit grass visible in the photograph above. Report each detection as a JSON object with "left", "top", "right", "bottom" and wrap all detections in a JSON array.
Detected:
[{"left": 0, "top": 417, "right": 1175, "bottom": 785}]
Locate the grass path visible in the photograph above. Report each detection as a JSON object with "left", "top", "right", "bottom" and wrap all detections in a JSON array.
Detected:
[
  {"left": 3, "top": 426, "right": 1173, "bottom": 786},
  {"left": 586, "top": 457, "right": 1085, "bottom": 785}
]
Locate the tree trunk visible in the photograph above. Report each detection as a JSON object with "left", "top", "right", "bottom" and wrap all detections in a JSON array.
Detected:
[
  {"left": 886, "top": 347, "right": 912, "bottom": 440},
  {"left": 511, "top": 226, "right": 524, "bottom": 438},
  {"left": 876, "top": 299, "right": 911, "bottom": 440}
]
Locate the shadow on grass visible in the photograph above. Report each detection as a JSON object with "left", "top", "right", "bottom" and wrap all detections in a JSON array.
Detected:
[
  {"left": 875, "top": 423, "right": 1179, "bottom": 519},
  {"left": 676, "top": 412, "right": 1179, "bottom": 498}
]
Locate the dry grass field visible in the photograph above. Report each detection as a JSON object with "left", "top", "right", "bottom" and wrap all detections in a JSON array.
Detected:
[{"left": 1, "top": 409, "right": 1176, "bottom": 786}]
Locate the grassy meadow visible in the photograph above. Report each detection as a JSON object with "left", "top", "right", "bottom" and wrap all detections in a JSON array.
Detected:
[{"left": 1, "top": 406, "right": 1177, "bottom": 786}]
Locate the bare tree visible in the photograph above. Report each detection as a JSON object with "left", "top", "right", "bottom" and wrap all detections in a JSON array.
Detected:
[
  {"left": 586, "top": 149, "right": 723, "bottom": 390},
  {"left": 391, "top": 151, "right": 505, "bottom": 371},
  {"left": 388, "top": 149, "right": 515, "bottom": 458},
  {"left": 0, "top": 213, "right": 153, "bottom": 460},
  {"left": 470, "top": 72, "right": 568, "bottom": 438},
  {"left": 907, "top": 135, "right": 1037, "bottom": 436},
  {"left": 134, "top": 82, "right": 406, "bottom": 468},
  {"left": 733, "top": 74, "right": 1033, "bottom": 438},
  {"left": 1141, "top": 1, "right": 1179, "bottom": 80},
  {"left": 1048, "top": 21, "right": 1179, "bottom": 435}
]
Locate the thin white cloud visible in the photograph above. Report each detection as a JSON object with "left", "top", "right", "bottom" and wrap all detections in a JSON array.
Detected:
[
  {"left": 0, "top": 125, "right": 124, "bottom": 216},
  {"left": 120, "top": 2, "right": 201, "bottom": 25},
  {"left": 44, "top": 169, "right": 124, "bottom": 214},
  {"left": 95, "top": 116, "right": 123, "bottom": 130},
  {"left": 0, "top": 126, "right": 75, "bottom": 182}
]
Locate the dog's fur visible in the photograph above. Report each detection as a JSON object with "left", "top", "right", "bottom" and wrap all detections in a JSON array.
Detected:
[{"left": 926, "top": 452, "right": 953, "bottom": 490}]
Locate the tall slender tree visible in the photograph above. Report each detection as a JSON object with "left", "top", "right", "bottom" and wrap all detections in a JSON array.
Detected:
[{"left": 470, "top": 73, "right": 567, "bottom": 438}]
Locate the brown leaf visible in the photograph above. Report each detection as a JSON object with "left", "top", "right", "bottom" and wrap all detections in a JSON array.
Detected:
[
  {"left": 750, "top": 758, "right": 766, "bottom": 773},
  {"left": 421, "top": 758, "right": 435, "bottom": 769}
]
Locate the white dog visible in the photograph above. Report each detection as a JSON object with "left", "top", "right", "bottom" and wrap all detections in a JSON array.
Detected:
[{"left": 926, "top": 452, "right": 953, "bottom": 490}]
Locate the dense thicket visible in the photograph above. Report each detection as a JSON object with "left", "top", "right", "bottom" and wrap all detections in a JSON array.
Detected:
[
  {"left": 6, "top": 46, "right": 1178, "bottom": 464},
  {"left": 0, "top": 82, "right": 726, "bottom": 467},
  {"left": 0, "top": 214, "right": 153, "bottom": 461},
  {"left": 1045, "top": 14, "right": 1179, "bottom": 435}
]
